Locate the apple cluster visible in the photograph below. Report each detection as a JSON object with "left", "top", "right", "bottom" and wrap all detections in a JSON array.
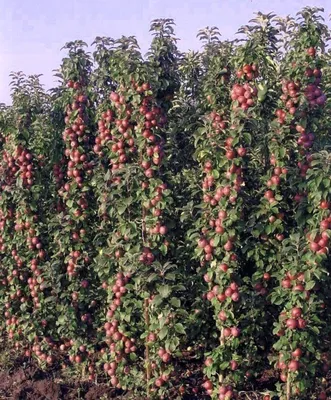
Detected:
[{"left": 231, "top": 83, "right": 258, "bottom": 111}]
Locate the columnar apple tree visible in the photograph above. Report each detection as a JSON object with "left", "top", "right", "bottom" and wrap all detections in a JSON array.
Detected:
[{"left": 269, "top": 9, "right": 331, "bottom": 399}]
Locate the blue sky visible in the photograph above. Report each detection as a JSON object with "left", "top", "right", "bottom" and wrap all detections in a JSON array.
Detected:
[{"left": 0, "top": 0, "right": 330, "bottom": 104}]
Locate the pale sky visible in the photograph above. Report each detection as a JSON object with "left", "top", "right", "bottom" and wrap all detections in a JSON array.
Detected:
[{"left": 0, "top": 0, "right": 330, "bottom": 104}]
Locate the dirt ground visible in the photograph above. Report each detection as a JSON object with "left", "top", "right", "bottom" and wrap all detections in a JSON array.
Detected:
[
  {"left": 0, "top": 353, "right": 327, "bottom": 399},
  {"left": 0, "top": 365, "right": 206, "bottom": 400},
  {"left": 0, "top": 366, "right": 116, "bottom": 400},
  {"left": 0, "top": 363, "right": 274, "bottom": 400}
]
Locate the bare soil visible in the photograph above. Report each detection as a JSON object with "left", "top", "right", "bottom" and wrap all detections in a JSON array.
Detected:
[{"left": 0, "top": 353, "right": 328, "bottom": 399}]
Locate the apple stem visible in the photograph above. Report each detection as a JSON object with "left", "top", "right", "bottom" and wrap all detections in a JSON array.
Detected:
[
  {"left": 142, "top": 208, "right": 146, "bottom": 244},
  {"left": 144, "top": 298, "right": 151, "bottom": 398},
  {"left": 220, "top": 328, "right": 225, "bottom": 346},
  {"left": 219, "top": 328, "right": 225, "bottom": 384},
  {"left": 286, "top": 372, "right": 291, "bottom": 400}
]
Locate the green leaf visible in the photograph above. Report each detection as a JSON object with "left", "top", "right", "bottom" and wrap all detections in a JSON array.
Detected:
[
  {"left": 117, "top": 205, "right": 127, "bottom": 215},
  {"left": 152, "top": 295, "right": 162, "bottom": 307},
  {"left": 159, "top": 326, "right": 168, "bottom": 340},
  {"left": 158, "top": 285, "right": 171, "bottom": 298},
  {"left": 170, "top": 297, "right": 180, "bottom": 307},
  {"left": 305, "top": 281, "right": 315, "bottom": 290},
  {"left": 44, "top": 296, "right": 56, "bottom": 303},
  {"left": 174, "top": 323, "right": 185, "bottom": 334}
]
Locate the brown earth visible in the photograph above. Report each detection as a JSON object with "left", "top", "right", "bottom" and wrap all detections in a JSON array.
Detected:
[
  {"left": 0, "top": 353, "right": 328, "bottom": 399},
  {"left": 0, "top": 362, "right": 274, "bottom": 400},
  {"left": 0, "top": 363, "right": 119, "bottom": 400}
]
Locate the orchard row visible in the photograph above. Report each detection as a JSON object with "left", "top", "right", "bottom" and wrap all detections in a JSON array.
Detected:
[{"left": 0, "top": 8, "right": 331, "bottom": 400}]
